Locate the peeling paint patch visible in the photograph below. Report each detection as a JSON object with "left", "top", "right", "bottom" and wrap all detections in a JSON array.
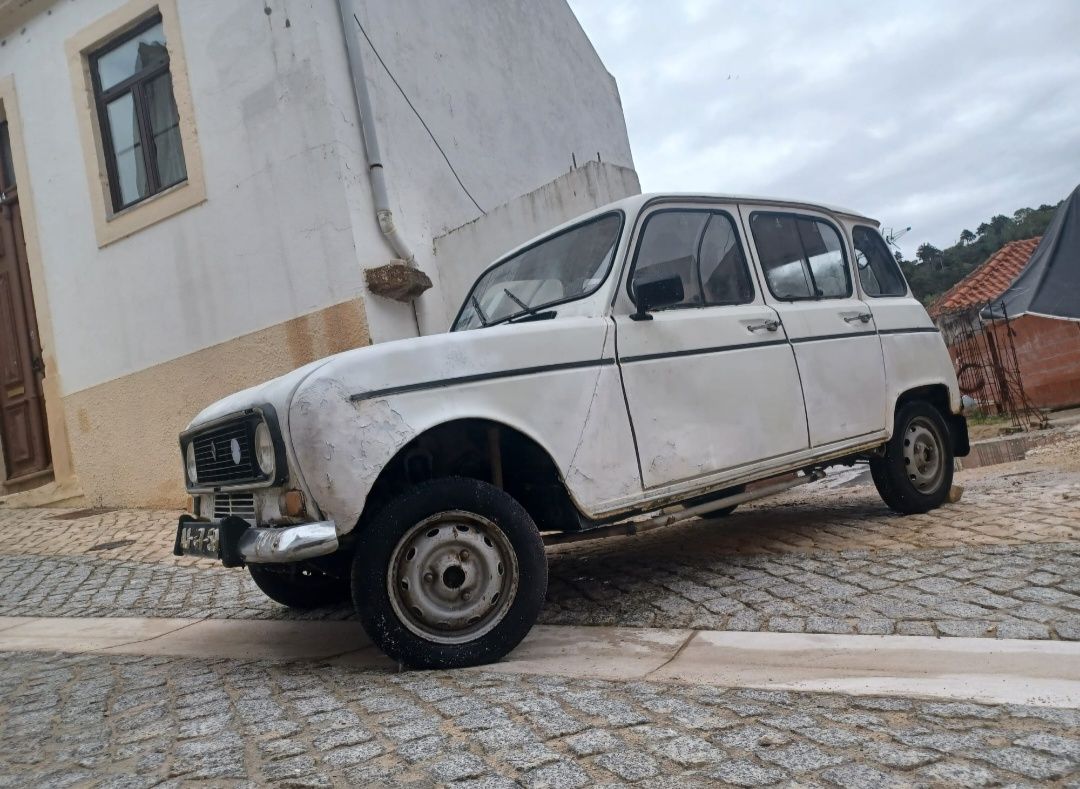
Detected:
[{"left": 290, "top": 378, "right": 416, "bottom": 533}]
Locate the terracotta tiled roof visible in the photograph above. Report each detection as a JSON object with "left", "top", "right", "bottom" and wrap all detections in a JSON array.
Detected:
[{"left": 929, "top": 237, "right": 1041, "bottom": 318}]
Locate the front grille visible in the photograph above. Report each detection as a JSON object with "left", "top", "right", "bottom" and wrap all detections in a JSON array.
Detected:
[
  {"left": 213, "top": 492, "right": 256, "bottom": 523},
  {"left": 192, "top": 419, "right": 259, "bottom": 485}
]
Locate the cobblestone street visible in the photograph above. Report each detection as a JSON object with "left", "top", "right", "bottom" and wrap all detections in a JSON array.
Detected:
[
  {"left": 3, "top": 650, "right": 1079, "bottom": 788},
  {"left": 2, "top": 539, "right": 1078, "bottom": 641},
  {"left": 1, "top": 438, "right": 1079, "bottom": 785}
]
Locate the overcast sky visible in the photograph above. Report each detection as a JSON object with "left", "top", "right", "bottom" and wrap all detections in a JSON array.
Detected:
[{"left": 567, "top": 0, "right": 1080, "bottom": 256}]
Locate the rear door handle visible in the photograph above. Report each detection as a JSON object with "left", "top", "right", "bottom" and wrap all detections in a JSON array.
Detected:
[
  {"left": 746, "top": 319, "right": 781, "bottom": 332},
  {"left": 843, "top": 313, "right": 872, "bottom": 324}
]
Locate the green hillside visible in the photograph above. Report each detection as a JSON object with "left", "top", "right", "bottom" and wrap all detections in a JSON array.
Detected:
[{"left": 896, "top": 202, "right": 1061, "bottom": 307}]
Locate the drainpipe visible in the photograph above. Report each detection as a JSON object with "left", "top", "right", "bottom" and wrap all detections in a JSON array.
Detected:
[
  {"left": 336, "top": 0, "right": 415, "bottom": 267},
  {"left": 336, "top": 2, "right": 430, "bottom": 334}
]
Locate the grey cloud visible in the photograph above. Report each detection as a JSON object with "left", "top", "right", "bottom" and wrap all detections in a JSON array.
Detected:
[{"left": 569, "top": 0, "right": 1080, "bottom": 255}]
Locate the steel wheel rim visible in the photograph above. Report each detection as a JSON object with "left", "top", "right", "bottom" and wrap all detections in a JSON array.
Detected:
[
  {"left": 387, "top": 510, "right": 518, "bottom": 645},
  {"left": 903, "top": 416, "right": 945, "bottom": 493}
]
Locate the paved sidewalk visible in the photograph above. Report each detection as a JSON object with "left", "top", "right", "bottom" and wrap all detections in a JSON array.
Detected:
[
  {"left": 4, "top": 617, "right": 1078, "bottom": 707},
  {"left": 2, "top": 650, "right": 1078, "bottom": 787}
]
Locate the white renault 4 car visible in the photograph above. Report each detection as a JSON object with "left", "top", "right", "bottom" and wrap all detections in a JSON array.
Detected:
[{"left": 176, "top": 193, "right": 968, "bottom": 668}]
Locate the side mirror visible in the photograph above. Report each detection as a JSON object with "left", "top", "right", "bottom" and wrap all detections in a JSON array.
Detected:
[{"left": 631, "top": 273, "right": 684, "bottom": 321}]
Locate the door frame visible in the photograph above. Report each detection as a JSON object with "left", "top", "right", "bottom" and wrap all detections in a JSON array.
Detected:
[
  {"left": 0, "top": 76, "right": 77, "bottom": 495},
  {"left": 612, "top": 198, "right": 812, "bottom": 491},
  {"left": 737, "top": 204, "right": 889, "bottom": 448}
]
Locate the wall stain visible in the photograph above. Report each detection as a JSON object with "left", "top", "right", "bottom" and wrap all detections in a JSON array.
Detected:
[{"left": 285, "top": 314, "right": 315, "bottom": 367}]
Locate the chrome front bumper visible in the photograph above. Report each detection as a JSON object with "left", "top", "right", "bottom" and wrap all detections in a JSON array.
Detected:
[
  {"left": 174, "top": 516, "right": 339, "bottom": 566},
  {"left": 238, "top": 521, "right": 339, "bottom": 563}
]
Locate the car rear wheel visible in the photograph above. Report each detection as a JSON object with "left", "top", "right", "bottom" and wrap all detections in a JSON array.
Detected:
[
  {"left": 248, "top": 564, "right": 351, "bottom": 609},
  {"left": 352, "top": 477, "right": 547, "bottom": 669},
  {"left": 870, "top": 401, "right": 954, "bottom": 514}
]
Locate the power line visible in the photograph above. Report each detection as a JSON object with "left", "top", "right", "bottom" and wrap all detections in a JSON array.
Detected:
[{"left": 352, "top": 14, "right": 486, "bottom": 215}]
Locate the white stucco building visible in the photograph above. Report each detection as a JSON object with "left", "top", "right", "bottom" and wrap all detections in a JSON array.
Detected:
[{"left": 0, "top": 0, "right": 638, "bottom": 506}]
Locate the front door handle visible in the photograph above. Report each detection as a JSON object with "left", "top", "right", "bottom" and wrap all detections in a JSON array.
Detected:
[
  {"left": 844, "top": 313, "right": 872, "bottom": 324},
  {"left": 746, "top": 320, "right": 781, "bottom": 332}
]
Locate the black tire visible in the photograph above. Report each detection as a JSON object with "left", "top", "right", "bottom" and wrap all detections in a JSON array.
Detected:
[
  {"left": 352, "top": 477, "right": 547, "bottom": 670},
  {"left": 871, "top": 401, "right": 954, "bottom": 515},
  {"left": 696, "top": 485, "right": 746, "bottom": 520},
  {"left": 248, "top": 564, "right": 351, "bottom": 609}
]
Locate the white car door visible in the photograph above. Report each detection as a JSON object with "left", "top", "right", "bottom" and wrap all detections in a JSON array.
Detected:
[
  {"left": 743, "top": 208, "right": 888, "bottom": 448},
  {"left": 614, "top": 204, "right": 810, "bottom": 490}
]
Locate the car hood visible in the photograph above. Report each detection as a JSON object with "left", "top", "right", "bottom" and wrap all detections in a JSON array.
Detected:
[{"left": 185, "top": 357, "right": 336, "bottom": 430}]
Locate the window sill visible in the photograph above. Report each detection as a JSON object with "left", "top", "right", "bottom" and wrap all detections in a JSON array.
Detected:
[{"left": 96, "top": 175, "right": 205, "bottom": 248}]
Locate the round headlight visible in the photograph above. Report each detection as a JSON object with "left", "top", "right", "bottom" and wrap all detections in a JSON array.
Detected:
[
  {"left": 185, "top": 442, "right": 198, "bottom": 484},
  {"left": 255, "top": 422, "right": 275, "bottom": 477}
]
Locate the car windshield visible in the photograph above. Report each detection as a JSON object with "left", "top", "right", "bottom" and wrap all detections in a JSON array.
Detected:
[{"left": 453, "top": 213, "right": 622, "bottom": 330}]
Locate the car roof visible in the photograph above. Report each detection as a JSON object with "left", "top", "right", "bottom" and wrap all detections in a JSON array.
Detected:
[
  {"left": 486, "top": 192, "right": 880, "bottom": 269},
  {"left": 607, "top": 192, "right": 877, "bottom": 224}
]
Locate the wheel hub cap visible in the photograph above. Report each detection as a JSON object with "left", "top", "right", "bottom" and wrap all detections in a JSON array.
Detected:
[
  {"left": 387, "top": 510, "right": 518, "bottom": 644},
  {"left": 903, "top": 417, "right": 945, "bottom": 493}
]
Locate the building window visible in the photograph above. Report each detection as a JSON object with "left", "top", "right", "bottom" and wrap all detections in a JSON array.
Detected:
[{"left": 89, "top": 15, "right": 187, "bottom": 212}]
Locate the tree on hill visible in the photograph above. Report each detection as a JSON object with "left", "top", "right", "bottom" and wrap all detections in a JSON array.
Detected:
[
  {"left": 895, "top": 200, "right": 1062, "bottom": 307},
  {"left": 916, "top": 243, "right": 944, "bottom": 269}
]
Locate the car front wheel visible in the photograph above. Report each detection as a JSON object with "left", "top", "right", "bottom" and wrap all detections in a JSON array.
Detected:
[
  {"left": 352, "top": 477, "right": 547, "bottom": 669},
  {"left": 248, "top": 563, "right": 351, "bottom": 609},
  {"left": 870, "top": 401, "right": 954, "bottom": 514}
]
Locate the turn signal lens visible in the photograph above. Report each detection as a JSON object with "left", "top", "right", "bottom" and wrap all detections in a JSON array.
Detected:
[
  {"left": 255, "top": 422, "right": 275, "bottom": 477},
  {"left": 185, "top": 442, "right": 198, "bottom": 484},
  {"left": 281, "top": 489, "right": 306, "bottom": 518}
]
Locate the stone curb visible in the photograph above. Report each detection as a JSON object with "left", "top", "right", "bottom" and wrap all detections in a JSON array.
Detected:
[{"left": 2, "top": 616, "right": 1078, "bottom": 708}]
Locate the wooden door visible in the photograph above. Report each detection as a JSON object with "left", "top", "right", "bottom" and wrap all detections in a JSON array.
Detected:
[{"left": 0, "top": 122, "right": 50, "bottom": 481}]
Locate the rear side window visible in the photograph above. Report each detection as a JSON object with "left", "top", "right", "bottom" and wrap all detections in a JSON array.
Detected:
[
  {"left": 853, "top": 226, "right": 908, "bottom": 297},
  {"left": 750, "top": 212, "right": 851, "bottom": 300},
  {"left": 630, "top": 209, "right": 754, "bottom": 309}
]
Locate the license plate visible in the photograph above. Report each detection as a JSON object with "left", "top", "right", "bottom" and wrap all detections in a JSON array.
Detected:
[
  {"left": 178, "top": 522, "right": 222, "bottom": 559},
  {"left": 174, "top": 516, "right": 249, "bottom": 567}
]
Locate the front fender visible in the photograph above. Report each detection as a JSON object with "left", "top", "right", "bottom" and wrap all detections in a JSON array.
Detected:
[
  {"left": 287, "top": 316, "right": 632, "bottom": 533},
  {"left": 289, "top": 378, "right": 416, "bottom": 536}
]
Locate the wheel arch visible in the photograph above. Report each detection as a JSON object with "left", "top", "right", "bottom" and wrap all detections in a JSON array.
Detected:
[
  {"left": 355, "top": 417, "right": 585, "bottom": 536},
  {"left": 892, "top": 383, "right": 969, "bottom": 457}
]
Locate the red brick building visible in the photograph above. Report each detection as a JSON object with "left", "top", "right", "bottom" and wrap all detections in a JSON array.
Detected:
[{"left": 930, "top": 238, "right": 1080, "bottom": 409}]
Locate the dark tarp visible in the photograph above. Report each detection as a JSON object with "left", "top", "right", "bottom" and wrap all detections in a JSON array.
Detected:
[{"left": 982, "top": 183, "right": 1080, "bottom": 321}]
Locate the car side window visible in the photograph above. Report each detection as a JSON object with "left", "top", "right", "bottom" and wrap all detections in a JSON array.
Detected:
[
  {"left": 853, "top": 225, "right": 907, "bottom": 297},
  {"left": 631, "top": 209, "right": 754, "bottom": 310},
  {"left": 751, "top": 212, "right": 852, "bottom": 300},
  {"left": 699, "top": 214, "right": 755, "bottom": 305},
  {"left": 631, "top": 211, "right": 708, "bottom": 308}
]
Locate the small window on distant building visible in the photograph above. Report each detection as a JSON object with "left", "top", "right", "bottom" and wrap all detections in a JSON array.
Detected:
[{"left": 90, "top": 16, "right": 187, "bottom": 212}]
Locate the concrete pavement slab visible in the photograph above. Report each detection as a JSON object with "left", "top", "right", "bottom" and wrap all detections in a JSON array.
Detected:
[
  {"left": 476, "top": 624, "right": 692, "bottom": 680},
  {"left": 97, "top": 618, "right": 374, "bottom": 661},
  {"left": 650, "top": 630, "right": 1080, "bottom": 707},
  {"left": 0, "top": 616, "right": 194, "bottom": 651},
  {"left": 2, "top": 616, "right": 1078, "bottom": 707}
]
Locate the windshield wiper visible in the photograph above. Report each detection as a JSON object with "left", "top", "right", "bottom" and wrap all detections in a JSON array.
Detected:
[
  {"left": 507, "top": 310, "right": 556, "bottom": 324},
  {"left": 470, "top": 294, "right": 489, "bottom": 327},
  {"left": 502, "top": 287, "right": 538, "bottom": 318}
]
